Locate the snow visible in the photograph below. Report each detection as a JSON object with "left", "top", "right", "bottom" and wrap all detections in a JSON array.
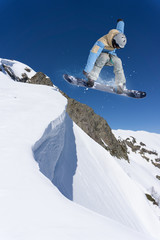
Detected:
[
  {"left": 73, "top": 125, "right": 160, "bottom": 237},
  {"left": 0, "top": 58, "right": 160, "bottom": 240},
  {"left": 33, "top": 111, "right": 78, "bottom": 201},
  {"left": 113, "top": 129, "right": 160, "bottom": 152},
  {"left": 113, "top": 129, "right": 160, "bottom": 194},
  {"left": 113, "top": 129, "right": 160, "bottom": 220},
  {"left": 0, "top": 58, "right": 36, "bottom": 79}
]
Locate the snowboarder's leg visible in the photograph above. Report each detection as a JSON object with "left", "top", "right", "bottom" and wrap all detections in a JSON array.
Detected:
[
  {"left": 110, "top": 55, "right": 126, "bottom": 93},
  {"left": 86, "top": 53, "right": 110, "bottom": 85}
]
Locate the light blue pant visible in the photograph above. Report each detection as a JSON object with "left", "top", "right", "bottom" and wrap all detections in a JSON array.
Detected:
[{"left": 88, "top": 53, "right": 126, "bottom": 86}]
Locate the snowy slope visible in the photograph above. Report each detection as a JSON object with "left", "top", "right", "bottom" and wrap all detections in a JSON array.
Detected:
[
  {"left": 113, "top": 130, "right": 160, "bottom": 218},
  {"left": 0, "top": 59, "right": 160, "bottom": 240},
  {"left": 0, "top": 58, "right": 36, "bottom": 79},
  {"left": 73, "top": 125, "right": 160, "bottom": 237}
]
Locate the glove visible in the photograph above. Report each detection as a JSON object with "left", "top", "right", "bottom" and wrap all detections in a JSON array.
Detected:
[{"left": 117, "top": 19, "right": 123, "bottom": 22}]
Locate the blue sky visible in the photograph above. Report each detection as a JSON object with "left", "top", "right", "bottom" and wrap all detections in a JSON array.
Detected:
[{"left": 0, "top": 0, "right": 160, "bottom": 133}]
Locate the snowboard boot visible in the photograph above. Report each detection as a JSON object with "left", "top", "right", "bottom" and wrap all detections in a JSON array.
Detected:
[
  {"left": 86, "top": 79, "right": 94, "bottom": 87},
  {"left": 114, "top": 83, "right": 126, "bottom": 94},
  {"left": 83, "top": 70, "right": 94, "bottom": 87}
]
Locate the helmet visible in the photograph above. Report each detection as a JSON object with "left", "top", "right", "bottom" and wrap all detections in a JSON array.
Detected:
[{"left": 113, "top": 33, "right": 127, "bottom": 48}]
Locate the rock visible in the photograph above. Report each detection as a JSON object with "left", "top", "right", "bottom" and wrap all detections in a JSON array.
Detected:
[
  {"left": 2, "top": 64, "right": 20, "bottom": 81},
  {"left": 145, "top": 193, "right": 158, "bottom": 206},
  {"left": 155, "top": 158, "right": 160, "bottom": 162},
  {"left": 156, "top": 175, "right": 160, "bottom": 180},
  {"left": 21, "top": 73, "right": 29, "bottom": 82},
  {"left": 125, "top": 140, "right": 141, "bottom": 152},
  {"left": 25, "top": 67, "right": 31, "bottom": 72},
  {"left": 152, "top": 160, "right": 160, "bottom": 169},
  {"left": 140, "top": 142, "right": 146, "bottom": 147},
  {"left": 28, "top": 72, "right": 53, "bottom": 86},
  {"left": 67, "top": 98, "right": 128, "bottom": 161},
  {"left": 140, "top": 148, "right": 158, "bottom": 156}
]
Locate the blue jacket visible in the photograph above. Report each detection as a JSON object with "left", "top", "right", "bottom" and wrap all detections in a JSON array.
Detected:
[{"left": 84, "top": 21, "right": 125, "bottom": 73}]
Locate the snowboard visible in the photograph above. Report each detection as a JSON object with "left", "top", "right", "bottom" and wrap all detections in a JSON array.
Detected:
[{"left": 63, "top": 74, "right": 146, "bottom": 99}]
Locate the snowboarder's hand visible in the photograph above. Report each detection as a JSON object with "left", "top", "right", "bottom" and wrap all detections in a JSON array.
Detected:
[{"left": 117, "top": 19, "right": 123, "bottom": 22}]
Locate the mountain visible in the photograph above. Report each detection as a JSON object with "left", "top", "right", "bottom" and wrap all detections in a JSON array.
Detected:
[{"left": 0, "top": 58, "right": 160, "bottom": 240}]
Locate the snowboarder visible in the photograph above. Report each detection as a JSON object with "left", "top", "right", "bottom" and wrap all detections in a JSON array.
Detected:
[
  {"left": 83, "top": 19, "right": 127, "bottom": 93},
  {"left": 63, "top": 18, "right": 146, "bottom": 98}
]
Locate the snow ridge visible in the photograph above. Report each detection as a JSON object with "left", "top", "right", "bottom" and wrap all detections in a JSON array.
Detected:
[{"left": 33, "top": 111, "right": 77, "bottom": 200}]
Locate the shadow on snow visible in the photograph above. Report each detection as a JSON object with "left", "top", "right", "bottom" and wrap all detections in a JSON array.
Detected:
[{"left": 32, "top": 111, "right": 77, "bottom": 201}]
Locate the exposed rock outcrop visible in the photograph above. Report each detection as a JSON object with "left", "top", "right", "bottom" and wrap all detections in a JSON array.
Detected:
[
  {"left": 28, "top": 72, "right": 53, "bottom": 86},
  {"left": 2, "top": 64, "right": 20, "bottom": 81},
  {"left": 67, "top": 98, "right": 128, "bottom": 161},
  {"left": 122, "top": 136, "right": 159, "bottom": 166}
]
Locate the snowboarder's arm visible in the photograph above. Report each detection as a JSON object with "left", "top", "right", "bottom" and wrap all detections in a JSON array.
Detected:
[
  {"left": 84, "top": 41, "right": 105, "bottom": 73},
  {"left": 116, "top": 19, "right": 124, "bottom": 33}
]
